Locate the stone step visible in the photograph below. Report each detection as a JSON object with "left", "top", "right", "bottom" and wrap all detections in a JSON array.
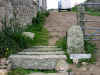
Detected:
[
  {"left": 9, "top": 55, "right": 66, "bottom": 59},
  {"left": 23, "top": 47, "right": 62, "bottom": 52},
  {"left": 32, "top": 46, "right": 57, "bottom": 48},
  {"left": 18, "top": 51, "right": 65, "bottom": 55},
  {"left": 8, "top": 55, "right": 67, "bottom": 70}
]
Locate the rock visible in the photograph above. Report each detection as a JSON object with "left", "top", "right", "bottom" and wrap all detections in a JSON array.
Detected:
[
  {"left": 81, "top": 67, "right": 88, "bottom": 71},
  {"left": 0, "top": 70, "right": 8, "bottom": 75},
  {"left": 22, "top": 32, "right": 35, "bottom": 39},
  {"left": 56, "top": 60, "right": 69, "bottom": 72},
  {"left": 82, "top": 62, "right": 88, "bottom": 66},
  {"left": 67, "top": 25, "right": 85, "bottom": 54}
]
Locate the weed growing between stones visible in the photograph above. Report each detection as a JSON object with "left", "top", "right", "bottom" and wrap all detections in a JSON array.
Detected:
[{"left": 56, "top": 36, "right": 97, "bottom": 64}]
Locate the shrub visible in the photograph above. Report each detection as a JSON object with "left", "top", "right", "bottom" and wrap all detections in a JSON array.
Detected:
[
  {"left": 32, "top": 11, "right": 49, "bottom": 31},
  {"left": 0, "top": 17, "right": 33, "bottom": 58}
]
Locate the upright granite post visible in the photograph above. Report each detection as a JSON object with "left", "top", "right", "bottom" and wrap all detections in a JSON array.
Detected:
[{"left": 67, "top": 25, "right": 85, "bottom": 54}]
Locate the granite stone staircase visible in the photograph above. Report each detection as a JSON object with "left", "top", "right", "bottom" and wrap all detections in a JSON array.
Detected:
[{"left": 9, "top": 46, "right": 67, "bottom": 71}]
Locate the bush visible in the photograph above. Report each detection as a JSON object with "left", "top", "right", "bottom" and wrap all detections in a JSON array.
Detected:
[
  {"left": 32, "top": 11, "right": 49, "bottom": 31},
  {"left": 0, "top": 17, "right": 33, "bottom": 58}
]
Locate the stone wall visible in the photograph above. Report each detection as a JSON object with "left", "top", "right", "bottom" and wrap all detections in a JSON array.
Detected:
[{"left": 0, "top": 0, "right": 39, "bottom": 26}]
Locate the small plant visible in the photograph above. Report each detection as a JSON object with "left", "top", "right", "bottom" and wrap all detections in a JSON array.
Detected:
[
  {"left": 56, "top": 37, "right": 73, "bottom": 64},
  {"left": 8, "top": 68, "right": 33, "bottom": 75},
  {"left": 67, "top": 69, "right": 72, "bottom": 72}
]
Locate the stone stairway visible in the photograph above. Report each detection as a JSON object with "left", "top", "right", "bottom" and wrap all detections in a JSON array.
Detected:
[{"left": 9, "top": 46, "right": 67, "bottom": 71}]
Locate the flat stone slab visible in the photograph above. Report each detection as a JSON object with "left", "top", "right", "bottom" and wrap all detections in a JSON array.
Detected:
[
  {"left": 28, "top": 72, "right": 68, "bottom": 75},
  {"left": 23, "top": 48, "right": 62, "bottom": 52},
  {"left": 32, "top": 46, "right": 57, "bottom": 48},
  {"left": 18, "top": 51, "right": 65, "bottom": 55},
  {"left": 8, "top": 55, "right": 67, "bottom": 70},
  {"left": 9, "top": 55, "right": 66, "bottom": 59}
]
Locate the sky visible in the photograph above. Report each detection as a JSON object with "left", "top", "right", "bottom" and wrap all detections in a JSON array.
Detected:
[
  {"left": 47, "top": 0, "right": 58, "bottom": 9},
  {"left": 47, "top": 0, "right": 87, "bottom": 10}
]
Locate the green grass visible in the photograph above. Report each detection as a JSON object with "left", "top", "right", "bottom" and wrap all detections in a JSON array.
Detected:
[
  {"left": 56, "top": 37, "right": 73, "bottom": 64},
  {"left": 25, "top": 11, "right": 50, "bottom": 46},
  {"left": 86, "top": 9, "right": 100, "bottom": 16},
  {"left": 8, "top": 68, "right": 56, "bottom": 75},
  {"left": 26, "top": 27, "right": 49, "bottom": 46}
]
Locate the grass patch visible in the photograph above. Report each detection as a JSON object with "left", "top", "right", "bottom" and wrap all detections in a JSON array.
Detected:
[
  {"left": 8, "top": 68, "right": 56, "bottom": 75},
  {"left": 56, "top": 37, "right": 73, "bottom": 64},
  {"left": 25, "top": 11, "right": 50, "bottom": 46},
  {"left": 86, "top": 8, "right": 100, "bottom": 16},
  {"left": 56, "top": 36, "right": 97, "bottom": 64}
]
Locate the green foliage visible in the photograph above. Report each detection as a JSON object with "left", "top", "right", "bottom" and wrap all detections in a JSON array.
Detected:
[
  {"left": 8, "top": 68, "right": 56, "bottom": 75},
  {"left": 56, "top": 37, "right": 66, "bottom": 50},
  {"left": 72, "top": 6, "right": 77, "bottom": 12},
  {"left": 67, "top": 69, "right": 72, "bottom": 72},
  {"left": 32, "top": 11, "right": 49, "bottom": 31},
  {"left": 84, "top": 40, "right": 97, "bottom": 63},
  {"left": 26, "top": 11, "right": 49, "bottom": 46},
  {"left": 86, "top": 8, "right": 100, "bottom": 16},
  {"left": 56, "top": 37, "right": 73, "bottom": 64},
  {"left": 0, "top": 17, "right": 33, "bottom": 58},
  {"left": 8, "top": 68, "right": 33, "bottom": 75}
]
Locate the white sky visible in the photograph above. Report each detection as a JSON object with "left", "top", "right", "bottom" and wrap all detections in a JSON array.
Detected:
[
  {"left": 47, "top": 0, "right": 58, "bottom": 9},
  {"left": 47, "top": 0, "right": 87, "bottom": 10}
]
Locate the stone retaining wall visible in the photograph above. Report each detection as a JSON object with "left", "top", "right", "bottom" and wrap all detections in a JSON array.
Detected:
[{"left": 0, "top": 0, "right": 39, "bottom": 26}]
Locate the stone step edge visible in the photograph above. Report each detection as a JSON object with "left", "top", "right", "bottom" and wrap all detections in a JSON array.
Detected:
[
  {"left": 23, "top": 48, "right": 62, "bottom": 52},
  {"left": 18, "top": 51, "right": 65, "bottom": 55},
  {"left": 9, "top": 55, "right": 67, "bottom": 59},
  {"left": 32, "top": 46, "right": 58, "bottom": 48}
]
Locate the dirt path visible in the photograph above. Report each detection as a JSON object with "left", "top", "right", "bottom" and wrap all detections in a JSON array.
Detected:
[{"left": 45, "top": 11, "right": 100, "bottom": 75}]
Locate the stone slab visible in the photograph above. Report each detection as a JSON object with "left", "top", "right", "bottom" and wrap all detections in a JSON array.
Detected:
[
  {"left": 23, "top": 48, "right": 62, "bottom": 52},
  {"left": 18, "top": 51, "right": 65, "bottom": 55},
  {"left": 8, "top": 55, "right": 67, "bottom": 69},
  {"left": 28, "top": 72, "right": 68, "bottom": 75}
]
